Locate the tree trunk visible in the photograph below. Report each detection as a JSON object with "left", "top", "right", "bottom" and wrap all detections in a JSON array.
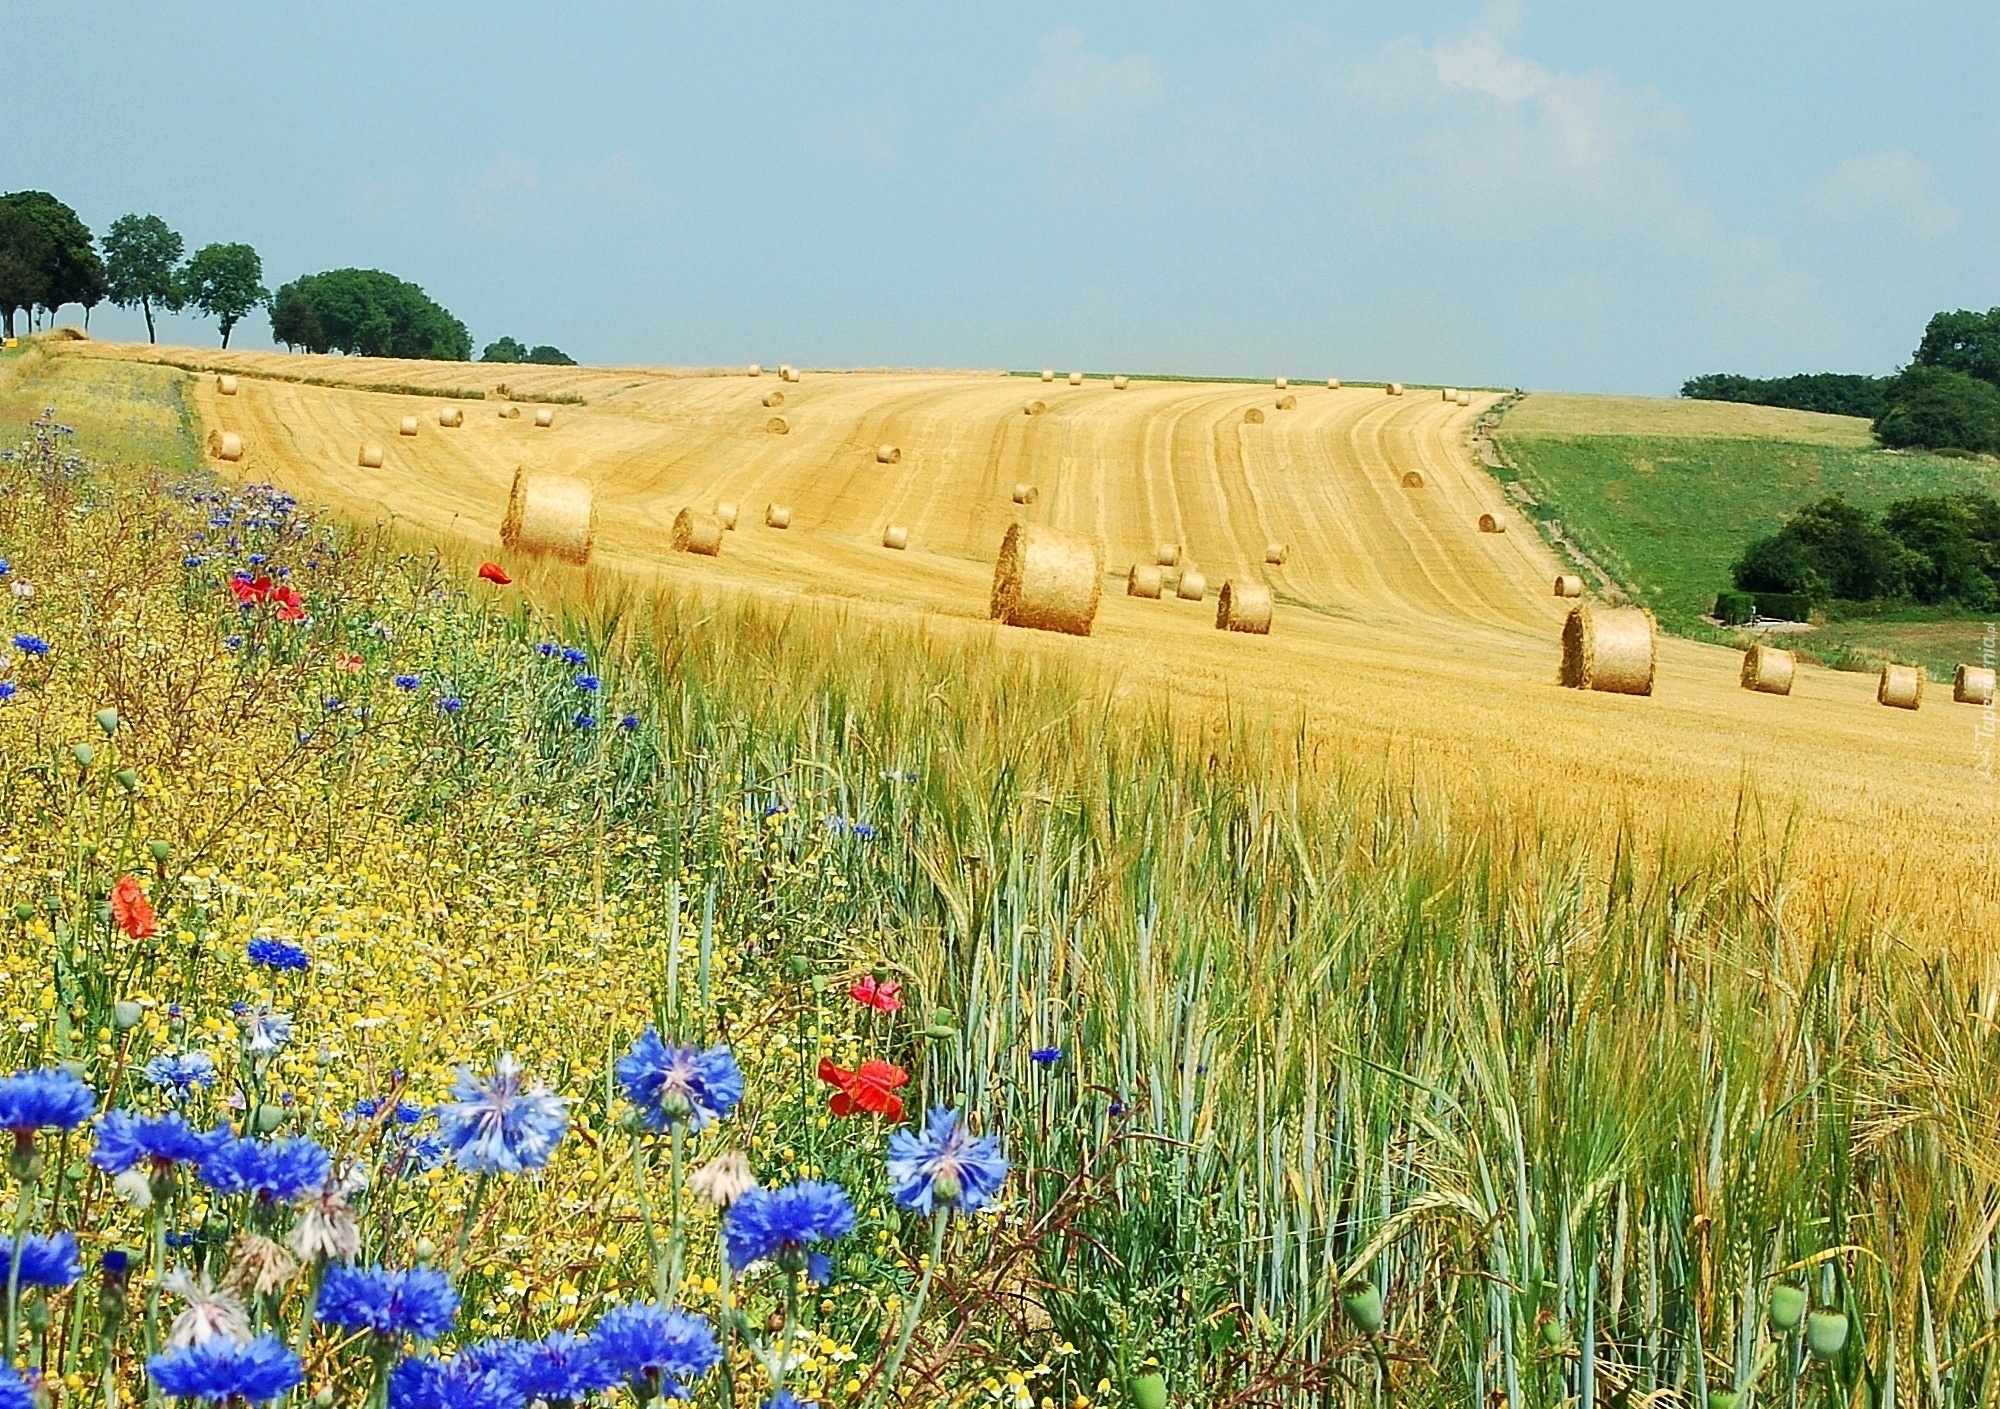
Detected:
[
  {"left": 142, "top": 297, "right": 156, "bottom": 343},
  {"left": 220, "top": 319, "right": 233, "bottom": 349}
]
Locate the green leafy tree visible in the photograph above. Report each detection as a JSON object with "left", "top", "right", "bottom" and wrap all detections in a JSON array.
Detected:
[
  {"left": 181, "top": 242, "right": 267, "bottom": 348},
  {"left": 1680, "top": 372, "right": 1892, "bottom": 419},
  {"left": 0, "top": 201, "right": 52, "bottom": 339},
  {"left": 480, "top": 335, "right": 527, "bottom": 363},
  {"left": 0, "top": 190, "right": 105, "bottom": 336},
  {"left": 1732, "top": 495, "right": 1910, "bottom": 603},
  {"left": 101, "top": 214, "right": 185, "bottom": 343},
  {"left": 1881, "top": 495, "right": 2000, "bottom": 609},
  {"left": 525, "top": 344, "right": 576, "bottom": 366},
  {"left": 1873, "top": 366, "right": 2000, "bottom": 454},
  {"left": 266, "top": 269, "right": 469, "bottom": 360},
  {"left": 1912, "top": 308, "right": 2000, "bottom": 388}
]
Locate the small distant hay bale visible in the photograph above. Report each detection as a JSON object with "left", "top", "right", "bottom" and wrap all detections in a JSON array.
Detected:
[
  {"left": 1878, "top": 664, "right": 1924, "bottom": 711},
  {"left": 48, "top": 326, "right": 86, "bottom": 341},
  {"left": 1067, "top": 371, "right": 1083, "bottom": 386},
  {"left": 1401, "top": 471, "right": 1424, "bottom": 489},
  {"left": 499, "top": 405, "right": 521, "bottom": 419},
  {"left": 1275, "top": 377, "right": 1288, "bottom": 390},
  {"left": 1012, "top": 483, "right": 1039, "bottom": 505},
  {"left": 671, "top": 507, "right": 724, "bottom": 556},
  {"left": 1156, "top": 543, "right": 1179, "bottom": 566},
  {"left": 1559, "top": 604, "right": 1655, "bottom": 696},
  {"left": 989, "top": 522, "right": 1103, "bottom": 636},
  {"left": 1386, "top": 382, "right": 1405, "bottom": 396},
  {"left": 359, "top": 442, "right": 384, "bottom": 469},
  {"left": 500, "top": 468, "right": 597, "bottom": 565},
  {"left": 1040, "top": 370, "right": 1055, "bottom": 382},
  {"left": 715, "top": 501, "right": 739, "bottom": 530},
  {"left": 1265, "top": 542, "right": 1289, "bottom": 565},
  {"left": 1112, "top": 375, "right": 1130, "bottom": 390},
  {"left": 781, "top": 366, "right": 801, "bottom": 383},
  {"left": 1276, "top": 393, "right": 1296, "bottom": 410},
  {"left": 398, "top": 415, "right": 419, "bottom": 437},
  {"left": 1443, "top": 388, "right": 1458, "bottom": 402},
  {"left": 1215, "top": 580, "right": 1273, "bottom": 635},
  {"left": 1553, "top": 574, "right": 1583, "bottom": 598},
  {"left": 533, "top": 407, "right": 556, "bottom": 429},
  {"left": 876, "top": 445, "right": 901, "bottom": 464},
  {"left": 1243, "top": 407, "right": 1265, "bottom": 425},
  {"left": 1176, "top": 570, "right": 1207, "bottom": 601},
  {"left": 207, "top": 429, "right": 244, "bottom": 463},
  {"left": 1023, "top": 400, "right": 1046, "bottom": 416},
  {"left": 1954, "top": 664, "right": 1996, "bottom": 705},
  {"left": 883, "top": 524, "right": 909, "bottom": 550},
  {"left": 748, "top": 364, "right": 763, "bottom": 377},
  {"left": 1326, "top": 378, "right": 1341, "bottom": 389},
  {"left": 1740, "top": 644, "right": 1795, "bottom": 696},
  {"left": 1455, "top": 390, "right": 1472, "bottom": 406},
  {"left": 765, "top": 504, "right": 792, "bottom": 529},
  {"left": 216, "top": 374, "right": 238, "bottom": 396},
  {"left": 438, "top": 406, "right": 464, "bottom": 428},
  {"left": 766, "top": 416, "right": 789, "bottom": 435},
  {"left": 762, "top": 391, "right": 785, "bottom": 408},
  {"left": 1127, "top": 565, "right": 1164, "bottom": 599},
  {"left": 1478, "top": 513, "right": 1505, "bottom": 533}
]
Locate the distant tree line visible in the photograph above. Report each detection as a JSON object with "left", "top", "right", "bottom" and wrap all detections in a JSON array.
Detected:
[
  {"left": 480, "top": 336, "right": 576, "bottom": 365},
  {"left": 270, "top": 270, "right": 471, "bottom": 361},
  {"left": 1684, "top": 308, "right": 2000, "bottom": 455},
  {"left": 1730, "top": 492, "right": 2000, "bottom": 612}
]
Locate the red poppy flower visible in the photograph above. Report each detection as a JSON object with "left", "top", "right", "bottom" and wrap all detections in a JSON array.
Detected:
[
  {"left": 271, "top": 585, "right": 305, "bottom": 623},
  {"left": 109, "top": 875, "right": 157, "bottom": 939},
  {"left": 817, "top": 1057, "right": 908, "bottom": 1121},
  {"left": 848, "top": 976, "right": 902, "bottom": 1013},
  {"left": 336, "top": 653, "right": 363, "bottom": 674},
  {"left": 229, "top": 574, "right": 274, "bottom": 604},
  {"left": 477, "top": 562, "right": 512, "bottom": 586}
]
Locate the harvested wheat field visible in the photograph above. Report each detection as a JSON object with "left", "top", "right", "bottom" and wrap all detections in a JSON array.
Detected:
[{"left": 71, "top": 341, "right": 1999, "bottom": 944}]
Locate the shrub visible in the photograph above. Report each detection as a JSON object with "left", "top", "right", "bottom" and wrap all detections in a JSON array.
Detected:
[
  {"left": 1680, "top": 372, "right": 1892, "bottom": 419},
  {"left": 1750, "top": 592, "right": 1815, "bottom": 622},
  {"left": 1874, "top": 366, "right": 2000, "bottom": 454},
  {"left": 1712, "top": 589, "right": 1755, "bottom": 625}
]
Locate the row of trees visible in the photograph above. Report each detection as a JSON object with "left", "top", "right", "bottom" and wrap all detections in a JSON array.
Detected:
[{"left": 1732, "top": 492, "right": 2000, "bottom": 610}]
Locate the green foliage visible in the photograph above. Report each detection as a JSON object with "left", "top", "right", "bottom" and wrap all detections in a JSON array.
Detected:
[
  {"left": 1749, "top": 591, "right": 1814, "bottom": 623},
  {"left": 269, "top": 267, "right": 470, "bottom": 360},
  {"left": 1873, "top": 365, "right": 2000, "bottom": 454},
  {"left": 180, "top": 241, "right": 267, "bottom": 348},
  {"left": 100, "top": 214, "right": 185, "bottom": 343},
  {"left": 482, "top": 335, "right": 577, "bottom": 365},
  {"left": 1731, "top": 491, "right": 2000, "bottom": 610},
  {"left": 0, "top": 190, "right": 106, "bottom": 336},
  {"left": 1680, "top": 372, "right": 1890, "bottom": 419},
  {"left": 1912, "top": 306, "right": 2000, "bottom": 387},
  {"left": 1711, "top": 589, "right": 1754, "bottom": 625}
]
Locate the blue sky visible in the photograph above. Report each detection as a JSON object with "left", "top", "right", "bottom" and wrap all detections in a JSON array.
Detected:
[{"left": 9, "top": 2, "right": 1995, "bottom": 392}]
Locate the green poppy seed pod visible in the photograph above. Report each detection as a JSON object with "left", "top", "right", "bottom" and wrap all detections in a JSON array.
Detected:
[
  {"left": 1538, "top": 1313, "right": 1565, "bottom": 1349},
  {"left": 1341, "top": 1282, "right": 1385, "bottom": 1336},
  {"left": 783, "top": 954, "right": 811, "bottom": 980},
  {"left": 254, "top": 1104, "right": 286, "bottom": 1134},
  {"left": 149, "top": 840, "right": 171, "bottom": 864},
  {"left": 809, "top": 974, "right": 827, "bottom": 993},
  {"left": 115, "top": 768, "right": 138, "bottom": 793},
  {"left": 95, "top": 708, "right": 119, "bottom": 736},
  {"left": 1767, "top": 1284, "right": 1806, "bottom": 1331},
  {"left": 112, "top": 1001, "right": 143, "bottom": 1030},
  {"left": 1806, "top": 1310, "right": 1849, "bottom": 1361},
  {"left": 1708, "top": 1391, "right": 1742, "bottom": 1409},
  {"left": 13, "top": 903, "right": 33, "bottom": 922},
  {"left": 923, "top": 1024, "right": 957, "bottom": 1040},
  {"left": 1128, "top": 1373, "right": 1168, "bottom": 1409},
  {"left": 72, "top": 743, "right": 94, "bottom": 768}
]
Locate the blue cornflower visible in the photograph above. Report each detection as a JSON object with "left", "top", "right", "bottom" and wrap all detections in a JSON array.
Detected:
[
  {"left": 10, "top": 634, "right": 48, "bottom": 657},
  {"left": 0, "top": 683, "right": 14, "bottom": 702},
  {"left": 1030, "top": 1047, "right": 1063, "bottom": 1065},
  {"left": 198, "top": 1136, "right": 331, "bottom": 1203},
  {"left": 386, "top": 1353, "right": 516, "bottom": 1409},
  {"left": 91, "top": 1110, "right": 231, "bottom": 1175},
  {"left": 0, "top": 1362, "right": 28, "bottom": 1409},
  {"left": 573, "top": 712, "right": 597, "bottom": 730},
  {"left": 316, "top": 1264, "right": 460, "bottom": 1341},
  {"left": 323, "top": 697, "right": 344, "bottom": 712},
  {"left": 147, "top": 1335, "right": 302, "bottom": 1405},
  {"left": 616, "top": 1031, "right": 743, "bottom": 1132},
  {"left": 510, "top": 1331, "right": 616, "bottom": 1403},
  {"left": 223, "top": 635, "right": 243, "bottom": 651},
  {"left": 535, "top": 642, "right": 558, "bottom": 658},
  {"left": 350, "top": 1098, "right": 426, "bottom": 1125},
  {"left": 246, "top": 553, "right": 266, "bottom": 565},
  {"left": 0, "top": 1066, "right": 96, "bottom": 1134},
  {"left": 394, "top": 674, "right": 421, "bottom": 691},
  {"left": 246, "top": 937, "right": 309, "bottom": 972},
  {"left": 590, "top": 1303, "right": 721, "bottom": 1400},
  {"left": 183, "top": 555, "right": 205, "bottom": 568},
  {"left": 0, "top": 1231, "right": 81, "bottom": 1288},
  {"left": 236, "top": 1004, "right": 293, "bottom": 1056},
  {"left": 0, "top": 560, "right": 8, "bottom": 575},
  {"left": 574, "top": 674, "right": 600, "bottom": 691},
  {"left": 559, "top": 646, "right": 588, "bottom": 667},
  {"left": 164, "top": 1231, "right": 198, "bottom": 1250},
  {"left": 437, "top": 696, "right": 464, "bottom": 714},
  {"left": 887, "top": 1108, "right": 1009, "bottom": 1216},
  {"left": 143, "top": 1051, "right": 218, "bottom": 1099},
  {"left": 850, "top": 822, "right": 877, "bottom": 841},
  {"left": 722, "top": 1181, "right": 855, "bottom": 1285},
  {"left": 618, "top": 713, "right": 640, "bottom": 731},
  {"left": 436, "top": 1054, "right": 568, "bottom": 1175}
]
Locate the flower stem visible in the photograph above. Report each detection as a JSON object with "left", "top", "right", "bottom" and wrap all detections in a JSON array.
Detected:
[
  {"left": 869, "top": 1208, "right": 949, "bottom": 1409},
  {"left": 4, "top": 1151, "right": 38, "bottom": 1359},
  {"left": 775, "top": 1267, "right": 801, "bottom": 1396},
  {"left": 628, "top": 1130, "right": 667, "bottom": 1302},
  {"left": 665, "top": 1123, "right": 685, "bottom": 1305},
  {"left": 716, "top": 1241, "right": 736, "bottom": 1408},
  {"left": 451, "top": 1172, "right": 490, "bottom": 1276}
]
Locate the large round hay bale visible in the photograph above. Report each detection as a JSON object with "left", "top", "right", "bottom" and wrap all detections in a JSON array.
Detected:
[
  {"left": 207, "top": 430, "right": 244, "bottom": 463},
  {"left": 1215, "top": 580, "right": 1273, "bottom": 634},
  {"left": 1401, "top": 471, "right": 1424, "bottom": 489},
  {"left": 1275, "top": 393, "right": 1296, "bottom": 410},
  {"left": 398, "top": 415, "right": 419, "bottom": 437},
  {"left": 1455, "top": 390, "right": 1472, "bottom": 407},
  {"left": 533, "top": 407, "right": 556, "bottom": 429},
  {"left": 1878, "top": 664, "right": 1924, "bottom": 710},
  {"left": 715, "top": 501, "right": 739, "bottom": 530},
  {"left": 500, "top": 468, "right": 596, "bottom": 565},
  {"left": 883, "top": 524, "right": 909, "bottom": 550},
  {"left": 1478, "top": 513, "right": 1505, "bottom": 534},
  {"left": 766, "top": 416, "right": 789, "bottom": 435},
  {"left": 1326, "top": 378, "right": 1341, "bottom": 390},
  {"left": 1012, "top": 483, "right": 1039, "bottom": 505},
  {"left": 1740, "top": 644, "right": 1795, "bottom": 696},
  {"left": 671, "top": 507, "right": 724, "bottom": 556},
  {"left": 1553, "top": 574, "right": 1583, "bottom": 598},
  {"left": 1023, "top": 400, "right": 1046, "bottom": 416},
  {"left": 359, "top": 442, "right": 384, "bottom": 469},
  {"left": 876, "top": 445, "right": 901, "bottom": 464},
  {"left": 989, "top": 522, "right": 1103, "bottom": 636},
  {"left": 216, "top": 374, "right": 238, "bottom": 396},
  {"left": 778, "top": 364, "right": 797, "bottom": 382},
  {"left": 762, "top": 391, "right": 785, "bottom": 408},
  {"left": 1127, "top": 564, "right": 1164, "bottom": 598},
  {"left": 748, "top": 364, "right": 763, "bottom": 377},
  {"left": 1243, "top": 407, "right": 1265, "bottom": 425},
  {"left": 1559, "top": 604, "right": 1655, "bottom": 696},
  {"left": 1443, "top": 388, "right": 1459, "bottom": 402},
  {"left": 1955, "top": 664, "right": 1997, "bottom": 705},
  {"left": 1112, "top": 375, "right": 1130, "bottom": 390},
  {"left": 1067, "top": 371, "right": 1083, "bottom": 386},
  {"left": 765, "top": 504, "right": 792, "bottom": 529},
  {"left": 1275, "top": 377, "right": 1288, "bottom": 390},
  {"left": 439, "top": 406, "right": 464, "bottom": 428},
  {"left": 1157, "top": 543, "right": 1180, "bottom": 567},
  {"left": 1265, "top": 542, "right": 1289, "bottom": 566},
  {"left": 1176, "top": 570, "right": 1207, "bottom": 602},
  {"left": 1386, "top": 382, "right": 1405, "bottom": 397},
  {"left": 1040, "top": 370, "right": 1055, "bottom": 383}
]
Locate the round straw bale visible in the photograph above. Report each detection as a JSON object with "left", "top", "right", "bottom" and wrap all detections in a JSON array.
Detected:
[
  {"left": 766, "top": 416, "right": 789, "bottom": 435},
  {"left": 989, "top": 522, "right": 1103, "bottom": 636},
  {"left": 1443, "top": 388, "right": 1459, "bottom": 402},
  {"left": 1127, "top": 564, "right": 1165, "bottom": 599},
  {"left": 765, "top": 504, "right": 792, "bottom": 529},
  {"left": 1478, "top": 513, "right": 1505, "bottom": 534},
  {"left": 1157, "top": 543, "right": 1180, "bottom": 567},
  {"left": 883, "top": 524, "right": 909, "bottom": 550},
  {"left": 1954, "top": 664, "right": 1996, "bottom": 705},
  {"left": 1023, "top": 400, "right": 1046, "bottom": 416},
  {"left": 207, "top": 429, "right": 244, "bottom": 463},
  {"left": 500, "top": 468, "right": 596, "bottom": 565},
  {"left": 1553, "top": 574, "right": 1583, "bottom": 598},
  {"left": 1068, "top": 371, "right": 1083, "bottom": 386},
  {"left": 1740, "top": 644, "right": 1795, "bottom": 696},
  {"left": 1176, "top": 570, "right": 1207, "bottom": 602},
  {"left": 1113, "top": 375, "right": 1130, "bottom": 390},
  {"left": 1401, "top": 471, "right": 1424, "bottom": 489},
  {"left": 438, "top": 406, "right": 464, "bottom": 428},
  {"left": 533, "top": 407, "right": 556, "bottom": 429},
  {"left": 1265, "top": 542, "right": 1289, "bottom": 566},
  {"left": 359, "top": 442, "right": 384, "bottom": 469},
  {"left": 398, "top": 415, "right": 419, "bottom": 437},
  {"left": 1040, "top": 370, "right": 1054, "bottom": 382},
  {"left": 762, "top": 391, "right": 785, "bottom": 408},
  {"left": 1877, "top": 664, "right": 1924, "bottom": 710},
  {"left": 1012, "top": 483, "right": 1039, "bottom": 505},
  {"left": 216, "top": 374, "right": 238, "bottom": 396},
  {"left": 1243, "top": 407, "right": 1265, "bottom": 425},
  {"left": 1275, "top": 377, "right": 1288, "bottom": 390},
  {"left": 748, "top": 364, "right": 763, "bottom": 377},
  {"left": 876, "top": 445, "right": 901, "bottom": 464},
  {"left": 1215, "top": 580, "right": 1273, "bottom": 635},
  {"left": 499, "top": 405, "right": 521, "bottom": 419},
  {"left": 1559, "top": 604, "right": 1655, "bottom": 696},
  {"left": 715, "top": 501, "right": 739, "bottom": 530},
  {"left": 1326, "top": 378, "right": 1341, "bottom": 390},
  {"left": 1276, "top": 393, "right": 1296, "bottom": 411},
  {"left": 671, "top": 507, "right": 724, "bottom": 557},
  {"left": 1455, "top": 390, "right": 1472, "bottom": 406},
  {"left": 1387, "top": 382, "right": 1405, "bottom": 396}
]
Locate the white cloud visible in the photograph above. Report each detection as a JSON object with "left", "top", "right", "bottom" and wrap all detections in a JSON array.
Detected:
[
  {"left": 1809, "top": 151, "right": 1959, "bottom": 236},
  {"left": 1001, "top": 27, "right": 1162, "bottom": 128}
]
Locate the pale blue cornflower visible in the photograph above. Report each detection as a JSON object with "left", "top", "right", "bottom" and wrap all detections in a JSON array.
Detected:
[{"left": 436, "top": 1054, "right": 568, "bottom": 1175}]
